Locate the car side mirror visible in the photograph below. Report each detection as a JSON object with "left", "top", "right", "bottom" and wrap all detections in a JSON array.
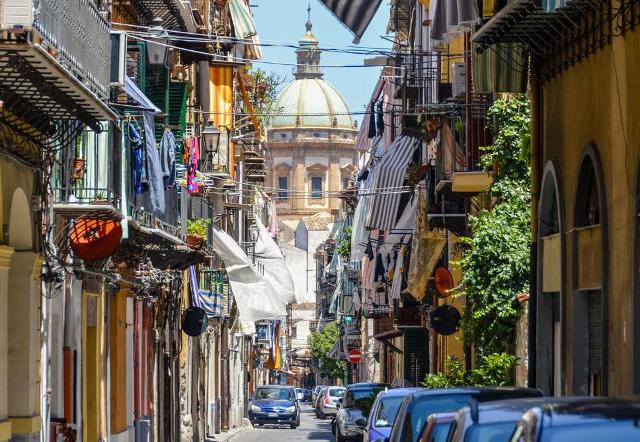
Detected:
[{"left": 355, "top": 417, "right": 367, "bottom": 428}]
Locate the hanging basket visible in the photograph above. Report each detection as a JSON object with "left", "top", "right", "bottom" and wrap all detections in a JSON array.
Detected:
[{"left": 69, "top": 218, "right": 123, "bottom": 261}]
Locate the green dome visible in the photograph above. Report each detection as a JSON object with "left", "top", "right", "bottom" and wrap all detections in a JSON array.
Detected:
[{"left": 270, "top": 78, "right": 354, "bottom": 129}]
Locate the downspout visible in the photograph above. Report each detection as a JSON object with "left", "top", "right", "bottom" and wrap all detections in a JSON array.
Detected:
[{"left": 528, "top": 60, "right": 541, "bottom": 388}]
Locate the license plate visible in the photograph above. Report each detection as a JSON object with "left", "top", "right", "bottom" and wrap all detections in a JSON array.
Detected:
[{"left": 268, "top": 412, "right": 278, "bottom": 417}]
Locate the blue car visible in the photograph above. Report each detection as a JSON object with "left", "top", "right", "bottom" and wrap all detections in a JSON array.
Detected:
[
  {"left": 363, "top": 388, "right": 423, "bottom": 442},
  {"left": 249, "top": 385, "right": 300, "bottom": 429}
]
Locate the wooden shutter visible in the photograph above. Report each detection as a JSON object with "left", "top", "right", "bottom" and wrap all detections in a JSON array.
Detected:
[
  {"left": 168, "top": 81, "right": 188, "bottom": 139},
  {"left": 126, "top": 42, "right": 146, "bottom": 90},
  {"left": 588, "top": 290, "right": 603, "bottom": 374},
  {"left": 145, "top": 69, "right": 169, "bottom": 139},
  {"left": 403, "top": 328, "right": 428, "bottom": 387}
]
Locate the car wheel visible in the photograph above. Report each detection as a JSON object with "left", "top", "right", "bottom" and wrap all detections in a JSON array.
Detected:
[{"left": 290, "top": 423, "right": 298, "bottom": 429}]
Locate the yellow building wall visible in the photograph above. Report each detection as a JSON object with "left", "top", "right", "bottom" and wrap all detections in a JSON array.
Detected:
[{"left": 541, "top": 26, "right": 640, "bottom": 395}]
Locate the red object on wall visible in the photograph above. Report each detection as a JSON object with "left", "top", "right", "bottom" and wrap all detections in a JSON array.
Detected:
[
  {"left": 70, "top": 218, "right": 122, "bottom": 261},
  {"left": 434, "top": 267, "right": 454, "bottom": 298}
]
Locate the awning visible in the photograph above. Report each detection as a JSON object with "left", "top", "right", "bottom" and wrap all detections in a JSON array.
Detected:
[
  {"left": 430, "top": 0, "right": 481, "bottom": 41},
  {"left": 319, "top": 0, "right": 383, "bottom": 43},
  {"left": 124, "top": 76, "right": 161, "bottom": 113},
  {"left": 211, "top": 229, "right": 287, "bottom": 327},
  {"left": 374, "top": 330, "right": 403, "bottom": 341},
  {"left": 254, "top": 218, "right": 297, "bottom": 305},
  {"left": 367, "top": 136, "right": 419, "bottom": 230},
  {"left": 229, "top": 0, "right": 263, "bottom": 60}
]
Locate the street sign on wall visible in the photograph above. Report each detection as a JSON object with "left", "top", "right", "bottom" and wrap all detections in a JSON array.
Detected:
[{"left": 347, "top": 349, "right": 362, "bottom": 364}]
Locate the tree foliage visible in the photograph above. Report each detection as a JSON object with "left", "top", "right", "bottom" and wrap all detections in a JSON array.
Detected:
[
  {"left": 421, "top": 353, "right": 517, "bottom": 388},
  {"left": 308, "top": 322, "right": 346, "bottom": 380},
  {"left": 458, "top": 95, "right": 531, "bottom": 356}
]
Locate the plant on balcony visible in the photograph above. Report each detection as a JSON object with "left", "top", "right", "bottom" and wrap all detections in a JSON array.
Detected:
[
  {"left": 186, "top": 218, "right": 211, "bottom": 248},
  {"left": 457, "top": 95, "right": 531, "bottom": 356},
  {"left": 335, "top": 226, "right": 352, "bottom": 257}
]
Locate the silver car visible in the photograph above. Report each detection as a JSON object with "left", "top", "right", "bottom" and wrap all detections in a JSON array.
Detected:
[{"left": 319, "top": 386, "right": 345, "bottom": 418}]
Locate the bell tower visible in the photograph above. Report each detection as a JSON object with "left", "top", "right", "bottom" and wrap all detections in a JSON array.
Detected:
[{"left": 295, "top": 4, "right": 322, "bottom": 79}]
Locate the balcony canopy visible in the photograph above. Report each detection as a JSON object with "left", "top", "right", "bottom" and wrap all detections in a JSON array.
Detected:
[{"left": 130, "top": 0, "right": 197, "bottom": 32}]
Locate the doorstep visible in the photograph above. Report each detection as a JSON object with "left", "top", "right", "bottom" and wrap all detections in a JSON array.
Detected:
[{"left": 207, "top": 418, "right": 252, "bottom": 442}]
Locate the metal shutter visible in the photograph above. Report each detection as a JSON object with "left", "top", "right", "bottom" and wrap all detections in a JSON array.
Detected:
[
  {"left": 403, "top": 328, "right": 428, "bottom": 387},
  {"left": 588, "top": 290, "right": 603, "bottom": 375}
]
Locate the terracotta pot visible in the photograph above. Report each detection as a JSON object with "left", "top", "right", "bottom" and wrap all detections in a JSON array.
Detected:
[
  {"left": 186, "top": 234, "right": 204, "bottom": 249},
  {"left": 70, "top": 218, "right": 122, "bottom": 261}
]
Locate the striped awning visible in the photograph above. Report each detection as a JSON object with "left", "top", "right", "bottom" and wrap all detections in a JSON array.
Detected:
[
  {"left": 367, "top": 136, "right": 419, "bottom": 230},
  {"left": 319, "top": 0, "right": 383, "bottom": 43},
  {"left": 229, "top": 0, "right": 263, "bottom": 59}
]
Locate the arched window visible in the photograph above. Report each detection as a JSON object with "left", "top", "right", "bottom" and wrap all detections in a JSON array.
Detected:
[
  {"left": 572, "top": 144, "right": 608, "bottom": 396},
  {"left": 537, "top": 161, "right": 565, "bottom": 396}
]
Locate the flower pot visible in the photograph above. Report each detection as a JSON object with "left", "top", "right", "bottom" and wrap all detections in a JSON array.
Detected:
[
  {"left": 186, "top": 234, "right": 204, "bottom": 249},
  {"left": 72, "top": 158, "right": 86, "bottom": 180}
]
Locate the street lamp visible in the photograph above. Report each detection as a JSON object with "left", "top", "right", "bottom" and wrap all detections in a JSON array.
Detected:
[
  {"left": 201, "top": 122, "right": 221, "bottom": 153},
  {"left": 146, "top": 17, "right": 169, "bottom": 67}
]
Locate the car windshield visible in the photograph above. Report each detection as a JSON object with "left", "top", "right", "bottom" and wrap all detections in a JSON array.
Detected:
[
  {"left": 409, "top": 394, "right": 474, "bottom": 442},
  {"left": 329, "top": 388, "right": 345, "bottom": 397},
  {"left": 542, "top": 421, "right": 640, "bottom": 442},
  {"left": 375, "top": 397, "right": 405, "bottom": 428},
  {"left": 464, "top": 422, "right": 517, "bottom": 442},
  {"left": 255, "top": 387, "right": 294, "bottom": 401}
]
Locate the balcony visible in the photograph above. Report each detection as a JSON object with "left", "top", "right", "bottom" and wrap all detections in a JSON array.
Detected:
[{"left": 0, "top": 0, "right": 114, "bottom": 133}]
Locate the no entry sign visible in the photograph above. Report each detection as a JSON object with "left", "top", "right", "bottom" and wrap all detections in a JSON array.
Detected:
[{"left": 347, "top": 349, "right": 362, "bottom": 363}]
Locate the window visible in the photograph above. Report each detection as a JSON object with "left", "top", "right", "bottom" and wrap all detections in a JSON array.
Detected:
[
  {"left": 278, "top": 176, "right": 288, "bottom": 200},
  {"left": 342, "top": 177, "right": 350, "bottom": 189},
  {"left": 311, "top": 176, "right": 322, "bottom": 199}
]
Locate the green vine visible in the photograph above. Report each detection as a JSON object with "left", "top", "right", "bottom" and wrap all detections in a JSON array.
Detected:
[
  {"left": 421, "top": 353, "right": 518, "bottom": 388},
  {"left": 335, "top": 226, "right": 352, "bottom": 257},
  {"left": 458, "top": 95, "right": 531, "bottom": 356}
]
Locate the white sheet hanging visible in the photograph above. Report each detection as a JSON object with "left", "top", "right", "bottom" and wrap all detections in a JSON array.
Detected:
[
  {"left": 254, "top": 218, "right": 297, "bottom": 305},
  {"left": 212, "top": 229, "right": 287, "bottom": 328}
]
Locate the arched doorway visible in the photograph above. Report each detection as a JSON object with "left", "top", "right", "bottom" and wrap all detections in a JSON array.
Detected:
[
  {"left": 536, "top": 161, "right": 565, "bottom": 395},
  {"left": 572, "top": 144, "right": 608, "bottom": 396}
]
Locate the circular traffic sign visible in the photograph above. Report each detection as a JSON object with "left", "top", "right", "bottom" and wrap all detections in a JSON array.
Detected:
[{"left": 347, "top": 349, "right": 362, "bottom": 363}]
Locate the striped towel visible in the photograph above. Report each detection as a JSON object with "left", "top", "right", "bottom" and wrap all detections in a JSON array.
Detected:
[{"left": 198, "top": 290, "right": 223, "bottom": 318}]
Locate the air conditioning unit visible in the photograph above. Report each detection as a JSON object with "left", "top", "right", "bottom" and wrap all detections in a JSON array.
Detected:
[
  {"left": 110, "top": 31, "right": 127, "bottom": 87},
  {"left": 0, "top": 0, "right": 33, "bottom": 31},
  {"left": 452, "top": 63, "right": 466, "bottom": 97}
]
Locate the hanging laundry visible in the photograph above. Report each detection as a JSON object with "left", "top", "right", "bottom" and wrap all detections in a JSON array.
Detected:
[
  {"left": 128, "top": 122, "right": 144, "bottom": 195},
  {"left": 186, "top": 163, "right": 198, "bottom": 193},
  {"left": 367, "top": 101, "right": 376, "bottom": 139},
  {"left": 142, "top": 112, "right": 165, "bottom": 214},
  {"left": 160, "top": 129, "right": 177, "bottom": 188}
]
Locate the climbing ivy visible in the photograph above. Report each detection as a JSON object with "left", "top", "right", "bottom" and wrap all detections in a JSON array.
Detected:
[{"left": 458, "top": 95, "right": 531, "bottom": 356}]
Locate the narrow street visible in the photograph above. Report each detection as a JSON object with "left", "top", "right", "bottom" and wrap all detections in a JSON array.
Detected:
[{"left": 231, "top": 405, "right": 333, "bottom": 442}]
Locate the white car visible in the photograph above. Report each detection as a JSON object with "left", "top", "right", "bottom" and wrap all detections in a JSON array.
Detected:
[{"left": 319, "top": 386, "right": 345, "bottom": 418}]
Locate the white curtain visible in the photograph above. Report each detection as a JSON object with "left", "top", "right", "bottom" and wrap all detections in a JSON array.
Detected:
[
  {"left": 254, "top": 218, "right": 297, "bottom": 305},
  {"left": 211, "top": 229, "right": 287, "bottom": 331}
]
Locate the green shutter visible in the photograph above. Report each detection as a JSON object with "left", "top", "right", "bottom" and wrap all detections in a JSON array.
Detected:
[
  {"left": 126, "top": 42, "right": 146, "bottom": 91},
  {"left": 144, "top": 69, "right": 169, "bottom": 140},
  {"left": 168, "top": 81, "right": 188, "bottom": 139}
]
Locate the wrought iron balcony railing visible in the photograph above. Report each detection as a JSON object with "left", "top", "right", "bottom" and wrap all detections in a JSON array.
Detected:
[{"left": 33, "top": 0, "right": 111, "bottom": 99}]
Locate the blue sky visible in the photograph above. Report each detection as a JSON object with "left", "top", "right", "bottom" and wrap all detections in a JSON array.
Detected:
[{"left": 252, "top": 0, "right": 391, "bottom": 124}]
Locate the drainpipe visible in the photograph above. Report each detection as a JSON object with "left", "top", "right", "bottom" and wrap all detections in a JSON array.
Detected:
[
  {"left": 528, "top": 61, "right": 541, "bottom": 388},
  {"left": 121, "top": 118, "right": 129, "bottom": 239}
]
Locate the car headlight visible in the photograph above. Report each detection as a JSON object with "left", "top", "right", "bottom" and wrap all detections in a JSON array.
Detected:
[
  {"left": 285, "top": 405, "right": 296, "bottom": 413},
  {"left": 250, "top": 404, "right": 262, "bottom": 412}
]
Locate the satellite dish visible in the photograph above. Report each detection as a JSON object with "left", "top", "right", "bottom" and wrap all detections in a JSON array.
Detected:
[
  {"left": 181, "top": 307, "right": 208, "bottom": 336},
  {"left": 431, "top": 304, "right": 461, "bottom": 336},
  {"left": 434, "top": 267, "right": 454, "bottom": 297}
]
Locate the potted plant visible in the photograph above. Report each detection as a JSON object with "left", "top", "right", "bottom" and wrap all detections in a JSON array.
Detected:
[
  {"left": 92, "top": 191, "right": 108, "bottom": 204},
  {"left": 186, "top": 218, "right": 211, "bottom": 248}
]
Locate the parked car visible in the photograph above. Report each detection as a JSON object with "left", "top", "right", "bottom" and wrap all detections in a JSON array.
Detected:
[
  {"left": 313, "top": 385, "right": 325, "bottom": 403},
  {"left": 296, "top": 388, "right": 305, "bottom": 402},
  {"left": 417, "top": 412, "right": 457, "bottom": 442},
  {"left": 388, "top": 387, "right": 543, "bottom": 442},
  {"left": 248, "top": 385, "right": 301, "bottom": 429},
  {"left": 510, "top": 398, "right": 640, "bottom": 442},
  {"left": 335, "top": 383, "right": 390, "bottom": 441},
  {"left": 363, "top": 388, "right": 422, "bottom": 442},
  {"left": 319, "top": 386, "right": 346, "bottom": 418},
  {"left": 315, "top": 387, "right": 328, "bottom": 417},
  {"left": 446, "top": 397, "right": 590, "bottom": 442}
]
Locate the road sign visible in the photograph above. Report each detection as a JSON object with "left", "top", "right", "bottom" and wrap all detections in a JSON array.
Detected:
[{"left": 347, "top": 349, "right": 362, "bottom": 364}]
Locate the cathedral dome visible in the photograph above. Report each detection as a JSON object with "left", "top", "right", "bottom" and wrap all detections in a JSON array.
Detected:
[
  {"left": 269, "top": 9, "right": 355, "bottom": 131},
  {"left": 270, "top": 78, "right": 354, "bottom": 129}
]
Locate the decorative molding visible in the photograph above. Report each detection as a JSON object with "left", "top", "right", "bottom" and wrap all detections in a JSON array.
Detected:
[
  {"left": 306, "top": 163, "right": 329, "bottom": 173},
  {"left": 273, "top": 162, "right": 293, "bottom": 173},
  {"left": 0, "top": 245, "right": 15, "bottom": 269}
]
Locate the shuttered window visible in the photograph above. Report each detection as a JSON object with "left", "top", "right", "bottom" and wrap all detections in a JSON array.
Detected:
[
  {"left": 145, "top": 69, "right": 169, "bottom": 140},
  {"left": 403, "top": 328, "right": 428, "bottom": 387},
  {"left": 168, "top": 81, "right": 188, "bottom": 140}
]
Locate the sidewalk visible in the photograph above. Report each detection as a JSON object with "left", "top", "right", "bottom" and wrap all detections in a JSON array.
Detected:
[{"left": 208, "top": 419, "right": 252, "bottom": 442}]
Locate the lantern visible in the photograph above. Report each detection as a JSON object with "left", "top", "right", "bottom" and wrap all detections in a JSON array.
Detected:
[
  {"left": 146, "top": 17, "right": 169, "bottom": 67},
  {"left": 201, "top": 122, "right": 221, "bottom": 153}
]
